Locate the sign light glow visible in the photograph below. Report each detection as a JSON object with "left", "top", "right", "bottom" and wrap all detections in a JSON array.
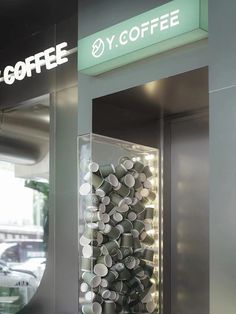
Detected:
[
  {"left": 78, "top": 0, "right": 208, "bottom": 75},
  {"left": 0, "top": 42, "right": 69, "bottom": 85}
]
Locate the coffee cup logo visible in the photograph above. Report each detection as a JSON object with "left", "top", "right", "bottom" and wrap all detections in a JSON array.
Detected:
[{"left": 92, "top": 38, "right": 105, "bottom": 58}]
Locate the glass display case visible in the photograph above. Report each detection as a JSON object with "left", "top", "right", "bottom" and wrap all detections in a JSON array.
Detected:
[{"left": 78, "top": 134, "right": 162, "bottom": 314}]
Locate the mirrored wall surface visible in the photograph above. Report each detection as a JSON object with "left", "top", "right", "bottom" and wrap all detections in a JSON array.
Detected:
[{"left": 0, "top": 97, "right": 50, "bottom": 314}]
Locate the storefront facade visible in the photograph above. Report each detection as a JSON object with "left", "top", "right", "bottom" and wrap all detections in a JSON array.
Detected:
[{"left": 0, "top": 1, "right": 235, "bottom": 314}]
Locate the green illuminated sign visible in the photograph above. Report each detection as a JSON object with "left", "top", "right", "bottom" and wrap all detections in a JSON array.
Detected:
[{"left": 78, "top": 0, "right": 208, "bottom": 75}]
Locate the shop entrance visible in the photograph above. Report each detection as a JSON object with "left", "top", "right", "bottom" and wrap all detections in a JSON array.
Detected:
[{"left": 91, "top": 67, "right": 209, "bottom": 314}]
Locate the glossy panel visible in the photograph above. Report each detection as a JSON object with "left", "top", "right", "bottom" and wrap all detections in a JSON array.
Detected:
[{"left": 171, "top": 113, "right": 209, "bottom": 314}]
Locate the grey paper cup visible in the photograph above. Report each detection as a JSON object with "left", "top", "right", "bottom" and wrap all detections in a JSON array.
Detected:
[
  {"left": 82, "top": 245, "right": 101, "bottom": 258},
  {"left": 110, "top": 192, "right": 125, "bottom": 207},
  {"left": 121, "top": 174, "right": 135, "bottom": 188},
  {"left": 81, "top": 282, "right": 89, "bottom": 293},
  {"left": 127, "top": 211, "right": 137, "bottom": 221},
  {"left": 141, "top": 233, "right": 155, "bottom": 246},
  {"left": 94, "top": 263, "right": 109, "bottom": 277},
  {"left": 79, "top": 183, "right": 92, "bottom": 196},
  {"left": 81, "top": 257, "right": 96, "bottom": 272},
  {"left": 106, "top": 227, "right": 121, "bottom": 240},
  {"left": 92, "top": 174, "right": 104, "bottom": 189},
  {"left": 106, "top": 174, "right": 119, "bottom": 187},
  {"left": 84, "top": 194, "right": 100, "bottom": 207},
  {"left": 133, "top": 161, "right": 144, "bottom": 172},
  {"left": 97, "top": 255, "right": 113, "bottom": 268},
  {"left": 85, "top": 211, "right": 101, "bottom": 223},
  {"left": 142, "top": 248, "right": 154, "bottom": 262},
  {"left": 123, "top": 256, "right": 136, "bottom": 269},
  {"left": 103, "top": 270, "right": 118, "bottom": 284},
  {"left": 96, "top": 181, "right": 112, "bottom": 197},
  {"left": 85, "top": 292, "right": 103, "bottom": 304},
  {"left": 132, "top": 220, "right": 145, "bottom": 238},
  {"left": 131, "top": 201, "right": 145, "bottom": 214},
  {"left": 103, "top": 301, "right": 116, "bottom": 314},
  {"left": 80, "top": 235, "right": 91, "bottom": 246},
  {"left": 139, "top": 173, "right": 147, "bottom": 183},
  {"left": 120, "top": 247, "right": 133, "bottom": 258},
  {"left": 119, "top": 157, "right": 134, "bottom": 170},
  {"left": 101, "top": 196, "right": 110, "bottom": 205},
  {"left": 102, "top": 240, "right": 120, "bottom": 255},
  {"left": 148, "top": 191, "right": 156, "bottom": 201},
  {"left": 145, "top": 207, "right": 154, "bottom": 219},
  {"left": 137, "top": 209, "right": 146, "bottom": 221},
  {"left": 133, "top": 237, "right": 142, "bottom": 252},
  {"left": 115, "top": 164, "right": 127, "bottom": 178},
  {"left": 82, "top": 302, "right": 102, "bottom": 314},
  {"left": 143, "top": 165, "right": 153, "bottom": 178},
  {"left": 112, "top": 212, "right": 123, "bottom": 223},
  {"left": 82, "top": 272, "right": 101, "bottom": 288},
  {"left": 100, "top": 213, "right": 110, "bottom": 223},
  {"left": 120, "top": 233, "right": 133, "bottom": 248},
  {"left": 140, "top": 188, "right": 150, "bottom": 198},
  {"left": 118, "top": 268, "right": 131, "bottom": 281},
  {"left": 84, "top": 225, "right": 97, "bottom": 239},
  {"left": 114, "top": 183, "right": 130, "bottom": 198},
  {"left": 99, "top": 287, "right": 111, "bottom": 299},
  {"left": 88, "top": 162, "right": 100, "bottom": 173},
  {"left": 99, "top": 164, "right": 115, "bottom": 177},
  {"left": 134, "top": 178, "right": 142, "bottom": 190},
  {"left": 116, "top": 219, "right": 133, "bottom": 233}
]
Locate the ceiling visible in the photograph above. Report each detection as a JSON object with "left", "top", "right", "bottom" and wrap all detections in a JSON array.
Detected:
[{"left": 0, "top": 0, "right": 77, "bottom": 51}]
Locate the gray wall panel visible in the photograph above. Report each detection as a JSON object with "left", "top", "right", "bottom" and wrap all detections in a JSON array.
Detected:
[
  {"left": 209, "top": 0, "right": 236, "bottom": 92},
  {"left": 171, "top": 114, "right": 209, "bottom": 314},
  {"left": 210, "top": 87, "right": 236, "bottom": 314}
]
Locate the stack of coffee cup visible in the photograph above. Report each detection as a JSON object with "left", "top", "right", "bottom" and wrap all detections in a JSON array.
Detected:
[{"left": 79, "top": 156, "right": 158, "bottom": 314}]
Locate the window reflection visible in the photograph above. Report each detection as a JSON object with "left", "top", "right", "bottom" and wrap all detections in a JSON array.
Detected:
[{"left": 0, "top": 161, "right": 48, "bottom": 313}]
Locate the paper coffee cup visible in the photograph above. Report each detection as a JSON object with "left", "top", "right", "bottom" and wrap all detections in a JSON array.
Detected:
[
  {"left": 94, "top": 263, "right": 109, "bottom": 277},
  {"left": 139, "top": 173, "right": 147, "bottom": 183},
  {"left": 88, "top": 162, "right": 100, "bottom": 173},
  {"left": 99, "top": 164, "right": 115, "bottom": 177},
  {"left": 92, "top": 174, "right": 104, "bottom": 189},
  {"left": 145, "top": 207, "right": 154, "bottom": 219},
  {"left": 116, "top": 219, "right": 133, "bottom": 233},
  {"left": 121, "top": 174, "right": 135, "bottom": 188},
  {"left": 112, "top": 212, "right": 123, "bottom": 223},
  {"left": 81, "top": 282, "right": 89, "bottom": 293},
  {"left": 131, "top": 201, "right": 145, "bottom": 214},
  {"left": 103, "top": 301, "right": 116, "bottom": 314},
  {"left": 106, "top": 174, "right": 119, "bottom": 187},
  {"left": 79, "top": 183, "right": 92, "bottom": 196},
  {"left": 114, "top": 183, "right": 130, "bottom": 198},
  {"left": 140, "top": 188, "right": 150, "bottom": 198},
  {"left": 106, "top": 227, "right": 121, "bottom": 240},
  {"left": 96, "top": 181, "right": 112, "bottom": 197},
  {"left": 81, "top": 257, "right": 96, "bottom": 272},
  {"left": 102, "top": 240, "right": 119, "bottom": 255},
  {"left": 102, "top": 196, "right": 110, "bottom": 205},
  {"left": 82, "top": 272, "right": 101, "bottom": 288},
  {"left": 132, "top": 220, "right": 145, "bottom": 238},
  {"left": 97, "top": 255, "right": 112, "bottom": 268},
  {"left": 142, "top": 165, "right": 153, "bottom": 178},
  {"left": 82, "top": 302, "right": 102, "bottom": 314},
  {"left": 82, "top": 245, "right": 101, "bottom": 258},
  {"left": 120, "top": 233, "right": 133, "bottom": 248},
  {"left": 127, "top": 211, "right": 137, "bottom": 221},
  {"left": 142, "top": 248, "right": 154, "bottom": 262},
  {"left": 133, "top": 161, "right": 144, "bottom": 173},
  {"left": 148, "top": 191, "right": 156, "bottom": 201},
  {"left": 115, "top": 164, "right": 127, "bottom": 178}
]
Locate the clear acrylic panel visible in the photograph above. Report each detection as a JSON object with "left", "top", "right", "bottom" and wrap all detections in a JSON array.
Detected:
[{"left": 78, "top": 133, "right": 162, "bottom": 314}]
